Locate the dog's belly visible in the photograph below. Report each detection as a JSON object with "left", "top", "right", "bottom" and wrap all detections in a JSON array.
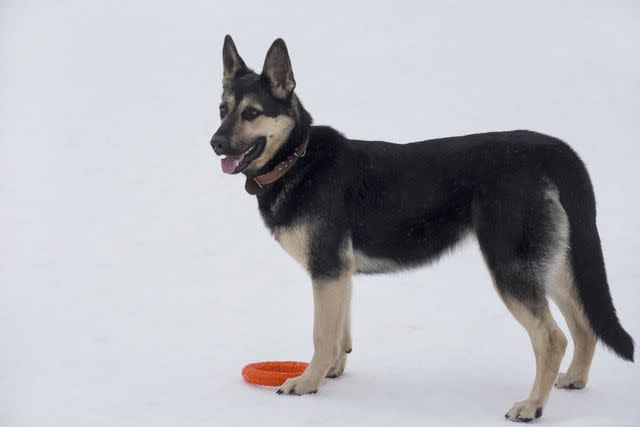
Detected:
[
  {"left": 353, "top": 250, "right": 404, "bottom": 274},
  {"left": 351, "top": 219, "right": 471, "bottom": 274}
]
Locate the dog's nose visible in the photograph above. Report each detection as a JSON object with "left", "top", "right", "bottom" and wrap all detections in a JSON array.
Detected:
[{"left": 211, "top": 134, "right": 229, "bottom": 155}]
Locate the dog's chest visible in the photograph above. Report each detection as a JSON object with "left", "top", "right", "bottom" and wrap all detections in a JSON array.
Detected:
[{"left": 273, "top": 223, "right": 310, "bottom": 269}]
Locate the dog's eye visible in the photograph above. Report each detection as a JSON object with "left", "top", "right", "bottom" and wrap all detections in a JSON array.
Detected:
[
  {"left": 219, "top": 104, "right": 228, "bottom": 118},
  {"left": 242, "top": 108, "right": 261, "bottom": 121}
]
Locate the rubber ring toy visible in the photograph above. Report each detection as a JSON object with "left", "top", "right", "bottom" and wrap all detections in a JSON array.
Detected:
[{"left": 242, "top": 361, "right": 308, "bottom": 386}]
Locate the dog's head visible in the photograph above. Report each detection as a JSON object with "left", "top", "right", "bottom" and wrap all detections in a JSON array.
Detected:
[{"left": 211, "top": 36, "right": 299, "bottom": 175}]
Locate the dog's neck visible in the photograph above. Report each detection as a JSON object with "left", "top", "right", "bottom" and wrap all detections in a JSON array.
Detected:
[
  {"left": 244, "top": 100, "right": 313, "bottom": 196},
  {"left": 244, "top": 135, "right": 309, "bottom": 195}
]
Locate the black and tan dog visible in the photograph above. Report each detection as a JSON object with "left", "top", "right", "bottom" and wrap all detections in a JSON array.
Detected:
[{"left": 210, "top": 36, "right": 634, "bottom": 422}]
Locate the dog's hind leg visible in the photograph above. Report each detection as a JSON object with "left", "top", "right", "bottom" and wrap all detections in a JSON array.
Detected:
[
  {"left": 540, "top": 185, "right": 597, "bottom": 389},
  {"left": 474, "top": 179, "right": 571, "bottom": 421},
  {"left": 548, "top": 261, "right": 597, "bottom": 389},
  {"left": 500, "top": 296, "right": 567, "bottom": 422}
]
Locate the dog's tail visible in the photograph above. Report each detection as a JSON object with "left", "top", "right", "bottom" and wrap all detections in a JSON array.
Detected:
[{"left": 555, "top": 145, "right": 634, "bottom": 362}]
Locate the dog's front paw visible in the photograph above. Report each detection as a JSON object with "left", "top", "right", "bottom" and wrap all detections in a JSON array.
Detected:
[
  {"left": 505, "top": 400, "right": 543, "bottom": 423},
  {"left": 276, "top": 375, "right": 319, "bottom": 396},
  {"left": 555, "top": 371, "right": 586, "bottom": 390},
  {"left": 326, "top": 352, "right": 347, "bottom": 378}
]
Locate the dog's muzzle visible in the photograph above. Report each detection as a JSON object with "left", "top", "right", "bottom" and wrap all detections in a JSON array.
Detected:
[{"left": 211, "top": 134, "right": 229, "bottom": 156}]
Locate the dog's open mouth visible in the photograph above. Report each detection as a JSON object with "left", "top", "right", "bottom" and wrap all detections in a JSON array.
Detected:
[{"left": 220, "top": 139, "right": 266, "bottom": 174}]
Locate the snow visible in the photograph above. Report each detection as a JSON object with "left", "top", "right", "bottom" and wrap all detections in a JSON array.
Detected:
[{"left": 1, "top": 1, "right": 638, "bottom": 426}]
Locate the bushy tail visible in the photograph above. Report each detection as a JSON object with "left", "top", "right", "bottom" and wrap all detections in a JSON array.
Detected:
[
  {"left": 557, "top": 150, "right": 635, "bottom": 362},
  {"left": 568, "top": 216, "right": 634, "bottom": 361}
]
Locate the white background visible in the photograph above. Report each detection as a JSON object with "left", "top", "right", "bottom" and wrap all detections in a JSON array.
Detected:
[{"left": 1, "top": 1, "right": 638, "bottom": 426}]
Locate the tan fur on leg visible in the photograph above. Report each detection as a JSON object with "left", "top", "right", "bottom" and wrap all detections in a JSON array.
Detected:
[
  {"left": 504, "top": 299, "right": 567, "bottom": 422},
  {"left": 277, "top": 270, "right": 353, "bottom": 395},
  {"left": 548, "top": 262, "right": 597, "bottom": 389},
  {"left": 327, "top": 279, "right": 352, "bottom": 378}
]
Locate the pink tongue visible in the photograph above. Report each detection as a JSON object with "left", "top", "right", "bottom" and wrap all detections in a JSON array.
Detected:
[{"left": 221, "top": 153, "right": 245, "bottom": 174}]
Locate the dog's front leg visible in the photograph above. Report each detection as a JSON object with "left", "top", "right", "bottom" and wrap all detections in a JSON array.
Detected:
[{"left": 277, "top": 272, "right": 351, "bottom": 395}]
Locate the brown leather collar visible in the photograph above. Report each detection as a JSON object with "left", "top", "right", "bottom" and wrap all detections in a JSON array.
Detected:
[{"left": 244, "top": 138, "right": 309, "bottom": 195}]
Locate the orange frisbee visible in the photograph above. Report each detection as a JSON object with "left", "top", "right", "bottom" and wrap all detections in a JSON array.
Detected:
[{"left": 242, "top": 361, "right": 308, "bottom": 386}]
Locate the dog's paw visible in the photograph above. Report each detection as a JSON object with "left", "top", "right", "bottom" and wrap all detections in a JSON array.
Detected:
[
  {"left": 276, "top": 375, "right": 319, "bottom": 396},
  {"left": 505, "top": 400, "right": 543, "bottom": 423},
  {"left": 326, "top": 353, "right": 347, "bottom": 378},
  {"left": 555, "top": 372, "right": 586, "bottom": 390}
]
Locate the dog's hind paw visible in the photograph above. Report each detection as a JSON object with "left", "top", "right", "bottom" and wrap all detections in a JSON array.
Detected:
[
  {"left": 555, "top": 372, "right": 586, "bottom": 390},
  {"left": 505, "top": 400, "right": 543, "bottom": 423},
  {"left": 276, "top": 375, "right": 319, "bottom": 396}
]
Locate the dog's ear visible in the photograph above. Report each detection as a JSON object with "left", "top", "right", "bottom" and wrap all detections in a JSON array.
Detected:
[
  {"left": 222, "top": 35, "right": 248, "bottom": 89},
  {"left": 261, "top": 38, "right": 296, "bottom": 100}
]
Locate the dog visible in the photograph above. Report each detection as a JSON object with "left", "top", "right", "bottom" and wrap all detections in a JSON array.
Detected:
[{"left": 210, "top": 35, "right": 634, "bottom": 422}]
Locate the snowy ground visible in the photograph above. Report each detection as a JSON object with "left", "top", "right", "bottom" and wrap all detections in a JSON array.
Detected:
[{"left": 1, "top": 1, "right": 639, "bottom": 426}]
